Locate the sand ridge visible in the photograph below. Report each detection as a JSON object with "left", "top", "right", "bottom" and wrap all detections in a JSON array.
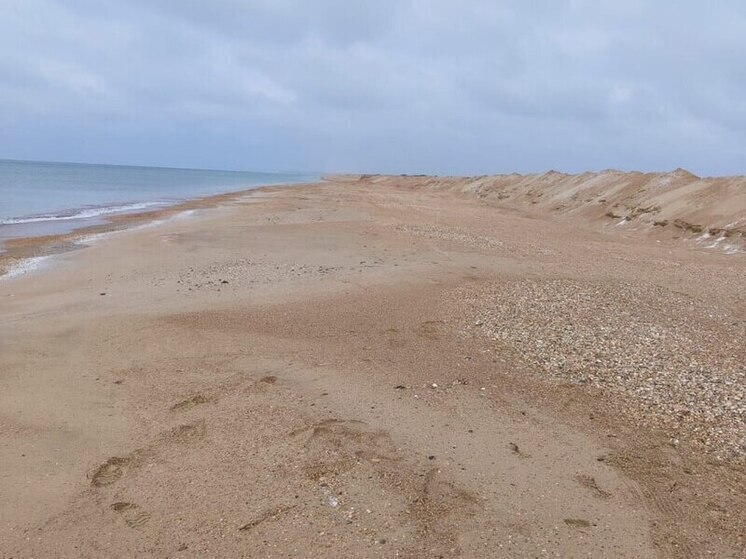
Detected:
[{"left": 329, "top": 170, "right": 746, "bottom": 254}]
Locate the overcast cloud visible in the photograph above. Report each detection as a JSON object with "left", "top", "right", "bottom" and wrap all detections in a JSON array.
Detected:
[{"left": 2, "top": 1, "right": 746, "bottom": 175}]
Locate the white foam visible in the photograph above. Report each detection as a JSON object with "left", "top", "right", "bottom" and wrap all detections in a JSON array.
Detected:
[
  {"left": 74, "top": 230, "right": 117, "bottom": 246},
  {"left": 3, "top": 208, "right": 214, "bottom": 282},
  {"left": 0, "top": 201, "right": 165, "bottom": 225},
  {"left": 73, "top": 209, "right": 198, "bottom": 247},
  {"left": 1, "top": 256, "right": 50, "bottom": 280}
]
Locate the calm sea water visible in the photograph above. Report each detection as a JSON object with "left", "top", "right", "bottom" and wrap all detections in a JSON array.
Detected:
[{"left": 0, "top": 159, "right": 316, "bottom": 242}]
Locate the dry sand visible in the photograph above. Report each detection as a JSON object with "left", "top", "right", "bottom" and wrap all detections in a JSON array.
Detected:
[{"left": 0, "top": 175, "right": 744, "bottom": 558}]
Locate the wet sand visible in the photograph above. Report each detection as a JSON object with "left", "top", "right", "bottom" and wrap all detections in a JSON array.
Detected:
[{"left": 1, "top": 177, "right": 744, "bottom": 557}]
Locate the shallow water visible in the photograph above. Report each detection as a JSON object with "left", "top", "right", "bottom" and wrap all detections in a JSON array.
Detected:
[{"left": 0, "top": 158, "right": 316, "bottom": 242}]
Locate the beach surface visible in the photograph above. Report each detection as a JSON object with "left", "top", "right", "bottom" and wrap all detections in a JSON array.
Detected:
[{"left": 1, "top": 175, "right": 744, "bottom": 558}]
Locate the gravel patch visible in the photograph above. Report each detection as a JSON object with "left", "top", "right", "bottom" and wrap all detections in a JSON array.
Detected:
[{"left": 460, "top": 278, "right": 746, "bottom": 461}]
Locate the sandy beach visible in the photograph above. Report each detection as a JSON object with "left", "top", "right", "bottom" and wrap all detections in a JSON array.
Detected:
[{"left": 1, "top": 175, "right": 744, "bottom": 557}]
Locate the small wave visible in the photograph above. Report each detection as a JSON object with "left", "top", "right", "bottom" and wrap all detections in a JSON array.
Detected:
[
  {"left": 0, "top": 201, "right": 166, "bottom": 225},
  {"left": 1, "top": 256, "right": 50, "bottom": 280}
]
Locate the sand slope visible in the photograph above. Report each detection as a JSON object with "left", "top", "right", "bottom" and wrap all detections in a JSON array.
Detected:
[{"left": 330, "top": 170, "right": 746, "bottom": 253}]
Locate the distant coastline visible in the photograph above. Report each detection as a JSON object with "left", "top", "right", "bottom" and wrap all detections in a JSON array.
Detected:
[
  {"left": 0, "top": 158, "right": 317, "bottom": 248},
  {"left": 0, "top": 180, "right": 321, "bottom": 280}
]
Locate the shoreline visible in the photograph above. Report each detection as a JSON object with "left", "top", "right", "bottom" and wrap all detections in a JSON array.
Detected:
[
  {"left": 4, "top": 169, "right": 743, "bottom": 281},
  {"left": 0, "top": 181, "right": 322, "bottom": 279}
]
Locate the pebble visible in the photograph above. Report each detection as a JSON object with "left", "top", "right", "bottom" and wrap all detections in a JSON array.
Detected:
[{"left": 461, "top": 278, "right": 746, "bottom": 462}]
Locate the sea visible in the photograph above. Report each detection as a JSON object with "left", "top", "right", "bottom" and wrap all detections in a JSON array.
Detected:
[{"left": 0, "top": 159, "right": 317, "bottom": 245}]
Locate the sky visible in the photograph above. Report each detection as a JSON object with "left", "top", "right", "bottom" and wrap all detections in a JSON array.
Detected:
[{"left": 2, "top": 1, "right": 746, "bottom": 176}]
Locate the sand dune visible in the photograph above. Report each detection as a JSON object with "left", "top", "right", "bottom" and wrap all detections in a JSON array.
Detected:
[{"left": 329, "top": 170, "right": 746, "bottom": 253}]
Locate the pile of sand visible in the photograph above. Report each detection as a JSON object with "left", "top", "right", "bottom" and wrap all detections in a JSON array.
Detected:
[{"left": 330, "top": 170, "right": 746, "bottom": 253}]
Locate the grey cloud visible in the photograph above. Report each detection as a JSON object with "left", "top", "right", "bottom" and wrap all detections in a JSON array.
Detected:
[{"left": 1, "top": 0, "right": 745, "bottom": 175}]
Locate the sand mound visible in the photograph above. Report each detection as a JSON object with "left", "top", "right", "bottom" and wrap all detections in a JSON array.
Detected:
[{"left": 328, "top": 171, "right": 746, "bottom": 253}]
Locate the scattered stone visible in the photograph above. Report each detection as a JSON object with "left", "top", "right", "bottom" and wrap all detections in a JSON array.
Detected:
[{"left": 461, "top": 278, "right": 746, "bottom": 462}]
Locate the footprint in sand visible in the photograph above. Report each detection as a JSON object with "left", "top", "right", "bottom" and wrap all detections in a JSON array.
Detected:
[
  {"left": 575, "top": 474, "right": 612, "bottom": 499},
  {"left": 416, "top": 320, "right": 446, "bottom": 340},
  {"left": 244, "top": 375, "right": 279, "bottom": 394},
  {"left": 110, "top": 502, "right": 151, "bottom": 528},
  {"left": 170, "top": 394, "right": 211, "bottom": 412},
  {"left": 90, "top": 421, "right": 206, "bottom": 487},
  {"left": 290, "top": 418, "right": 400, "bottom": 480},
  {"left": 564, "top": 518, "right": 592, "bottom": 529},
  {"left": 161, "top": 420, "right": 207, "bottom": 444},
  {"left": 91, "top": 457, "right": 130, "bottom": 487},
  {"left": 419, "top": 468, "right": 480, "bottom": 517}
]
